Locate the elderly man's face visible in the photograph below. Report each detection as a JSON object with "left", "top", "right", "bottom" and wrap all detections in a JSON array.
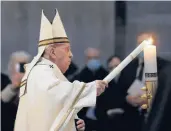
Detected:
[{"left": 51, "top": 43, "right": 72, "bottom": 73}]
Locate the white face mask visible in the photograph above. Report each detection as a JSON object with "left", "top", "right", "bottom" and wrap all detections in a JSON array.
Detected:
[{"left": 87, "top": 59, "right": 101, "bottom": 71}]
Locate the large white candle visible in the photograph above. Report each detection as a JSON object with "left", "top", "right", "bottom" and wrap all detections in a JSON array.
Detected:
[
  {"left": 104, "top": 38, "right": 153, "bottom": 83},
  {"left": 144, "top": 45, "right": 157, "bottom": 81}
]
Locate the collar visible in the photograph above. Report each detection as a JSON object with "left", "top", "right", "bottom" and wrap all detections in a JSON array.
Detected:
[
  {"left": 38, "top": 57, "right": 68, "bottom": 81},
  {"left": 38, "top": 57, "right": 57, "bottom": 66}
]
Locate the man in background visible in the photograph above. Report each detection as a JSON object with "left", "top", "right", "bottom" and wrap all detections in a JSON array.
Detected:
[
  {"left": 1, "top": 51, "right": 31, "bottom": 131},
  {"left": 73, "top": 47, "right": 108, "bottom": 131},
  {"left": 95, "top": 55, "right": 125, "bottom": 131},
  {"left": 64, "top": 61, "right": 78, "bottom": 81}
]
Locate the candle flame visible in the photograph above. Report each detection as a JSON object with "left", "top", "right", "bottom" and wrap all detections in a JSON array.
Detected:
[{"left": 147, "top": 37, "right": 153, "bottom": 45}]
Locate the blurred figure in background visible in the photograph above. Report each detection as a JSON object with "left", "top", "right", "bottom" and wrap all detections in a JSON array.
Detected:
[
  {"left": 107, "top": 55, "right": 121, "bottom": 83},
  {"left": 1, "top": 73, "right": 11, "bottom": 91},
  {"left": 95, "top": 55, "right": 125, "bottom": 131},
  {"left": 1, "top": 51, "right": 31, "bottom": 131},
  {"left": 64, "top": 61, "right": 78, "bottom": 81},
  {"left": 118, "top": 32, "right": 170, "bottom": 131},
  {"left": 73, "top": 47, "right": 108, "bottom": 131}
]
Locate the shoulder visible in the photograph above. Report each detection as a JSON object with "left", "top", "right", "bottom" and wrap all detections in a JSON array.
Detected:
[
  {"left": 99, "top": 67, "right": 108, "bottom": 73},
  {"left": 159, "top": 63, "right": 171, "bottom": 78},
  {"left": 1, "top": 73, "right": 11, "bottom": 90},
  {"left": 33, "top": 64, "right": 54, "bottom": 73},
  {"left": 78, "top": 67, "right": 91, "bottom": 75},
  {"left": 157, "top": 57, "right": 170, "bottom": 65},
  {"left": 1, "top": 73, "right": 10, "bottom": 81},
  {"left": 27, "top": 64, "right": 60, "bottom": 91},
  {"left": 80, "top": 67, "right": 89, "bottom": 72},
  {"left": 29, "top": 64, "right": 55, "bottom": 80},
  {"left": 157, "top": 57, "right": 171, "bottom": 72}
]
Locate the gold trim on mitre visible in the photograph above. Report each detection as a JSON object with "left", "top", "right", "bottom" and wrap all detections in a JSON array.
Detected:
[
  {"left": 38, "top": 9, "right": 70, "bottom": 47},
  {"left": 38, "top": 37, "right": 70, "bottom": 47}
]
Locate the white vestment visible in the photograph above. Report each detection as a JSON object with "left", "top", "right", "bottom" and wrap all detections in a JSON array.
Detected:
[{"left": 14, "top": 58, "right": 96, "bottom": 131}]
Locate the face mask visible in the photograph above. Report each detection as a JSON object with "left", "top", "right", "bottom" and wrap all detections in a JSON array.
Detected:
[
  {"left": 138, "top": 52, "right": 144, "bottom": 58},
  {"left": 87, "top": 59, "right": 101, "bottom": 71}
]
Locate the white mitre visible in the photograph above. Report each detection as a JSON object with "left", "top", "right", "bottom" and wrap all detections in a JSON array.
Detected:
[{"left": 52, "top": 9, "right": 69, "bottom": 44}]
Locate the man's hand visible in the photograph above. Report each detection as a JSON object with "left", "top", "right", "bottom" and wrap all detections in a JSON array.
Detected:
[
  {"left": 76, "top": 119, "right": 85, "bottom": 131},
  {"left": 126, "top": 94, "right": 148, "bottom": 107},
  {"left": 95, "top": 80, "right": 108, "bottom": 96},
  {"left": 11, "top": 73, "right": 24, "bottom": 88}
]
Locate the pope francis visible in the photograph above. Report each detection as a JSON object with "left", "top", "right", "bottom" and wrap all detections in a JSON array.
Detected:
[{"left": 14, "top": 9, "right": 108, "bottom": 131}]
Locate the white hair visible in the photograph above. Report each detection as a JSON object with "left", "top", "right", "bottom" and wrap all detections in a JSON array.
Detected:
[{"left": 8, "top": 51, "right": 31, "bottom": 77}]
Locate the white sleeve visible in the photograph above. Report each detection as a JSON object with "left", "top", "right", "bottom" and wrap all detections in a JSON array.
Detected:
[
  {"left": 73, "top": 81, "right": 97, "bottom": 108},
  {"left": 34, "top": 67, "right": 97, "bottom": 108}
]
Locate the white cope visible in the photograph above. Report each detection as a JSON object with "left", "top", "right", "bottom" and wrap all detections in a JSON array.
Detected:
[{"left": 14, "top": 58, "right": 97, "bottom": 131}]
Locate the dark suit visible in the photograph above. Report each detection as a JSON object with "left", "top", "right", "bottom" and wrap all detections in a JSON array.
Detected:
[
  {"left": 1, "top": 73, "right": 18, "bottom": 131},
  {"left": 1, "top": 73, "right": 11, "bottom": 90},
  {"left": 64, "top": 62, "right": 78, "bottom": 81},
  {"left": 95, "top": 77, "right": 125, "bottom": 131}
]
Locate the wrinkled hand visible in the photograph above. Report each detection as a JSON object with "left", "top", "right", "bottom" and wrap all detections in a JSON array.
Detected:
[
  {"left": 126, "top": 94, "right": 148, "bottom": 107},
  {"left": 11, "top": 73, "right": 24, "bottom": 88},
  {"left": 76, "top": 119, "right": 85, "bottom": 131},
  {"left": 95, "top": 80, "right": 108, "bottom": 96}
]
